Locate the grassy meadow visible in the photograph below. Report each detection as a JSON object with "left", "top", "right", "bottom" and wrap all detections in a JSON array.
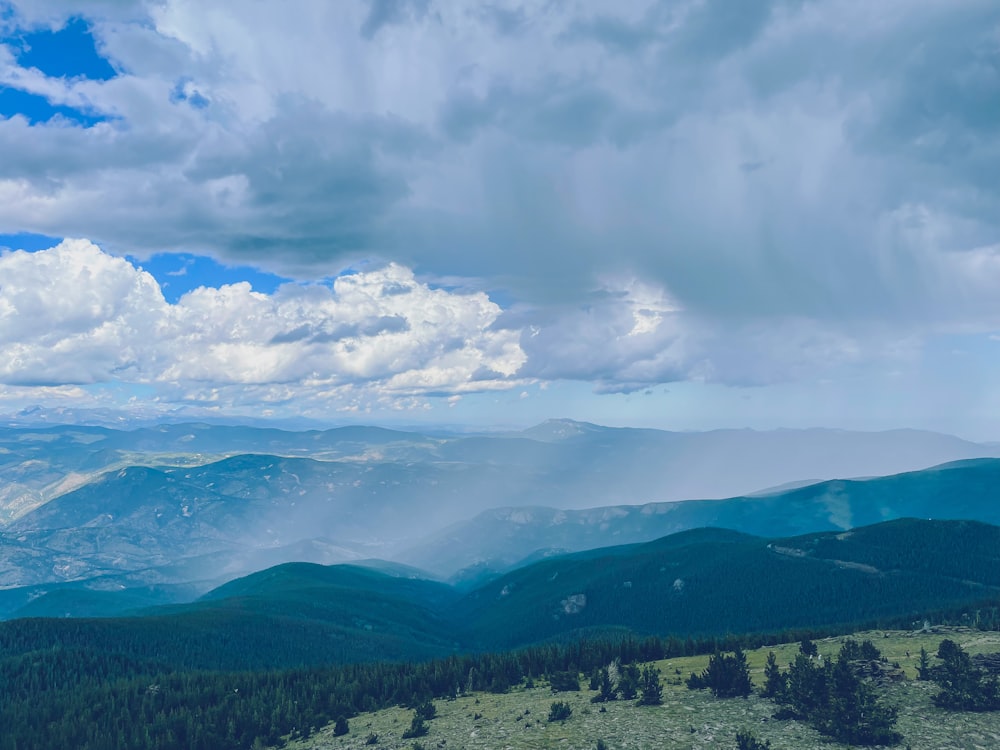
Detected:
[{"left": 283, "top": 628, "right": 1000, "bottom": 750}]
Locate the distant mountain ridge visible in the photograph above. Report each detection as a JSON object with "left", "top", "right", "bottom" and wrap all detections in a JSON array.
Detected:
[
  {"left": 4, "top": 419, "right": 997, "bottom": 519},
  {"left": 401, "top": 457, "right": 1000, "bottom": 577}
]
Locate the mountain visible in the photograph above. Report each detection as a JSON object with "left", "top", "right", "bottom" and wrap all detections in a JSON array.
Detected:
[
  {"left": 0, "top": 464, "right": 361, "bottom": 589},
  {"left": 3, "top": 582, "right": 203, "bottom": 619},
  {"left": 0, "top": 422, "right": 439, "bottom": 525},
  {"left": 4, "top": 420, "right": 997, "bottom": 526},
  {"left": 0, "top": 556, "right": 434, "bottom": 620},
  {"left": 401, "top": 457, "right": 1000, "bottom": 577},
  {"left": 0, "top": 452, "right": 518, "bottom": 589},
  {"left": 0, "top": 562, "right": 462, "bottom": 670},
  {"left": 454, "top": 518, "right": 1000, "bottom": 649},
  {"left": 2, "top": 519, "right": 999, "bottom": 669},
  {"left": 4, "top": 420, "right": 1000, "bottom": 596}
]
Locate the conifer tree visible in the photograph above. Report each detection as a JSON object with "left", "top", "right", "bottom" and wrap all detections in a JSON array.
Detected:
[
  {"left": 762, "top": 651, "right": 786, "bottom": 701},
  {"left": 917, "top": 647, "right": 931, "bottom": 681},
  {"left": 618, "top": 663, "right": 640, "bottom": 700},
  {"left": 692, "top": 648, "right": 753, "bottom": 698},
  {"left": 931, "top": 639, "right": 1000, "bottom": 711},
  {"left": 590, "top": 668, "right": 617, "bottom": 703},
  {"left": 637, "top": 665, "right": 663, "bottom": 705},
  {"left": 735, "top": 729, "right": 771, "bottom": 750},
  {"left": 333, "top": 716, "right": 349, "bottom": 736}
]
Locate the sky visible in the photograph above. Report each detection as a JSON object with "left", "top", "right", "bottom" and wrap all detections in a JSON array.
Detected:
[{"left": 0, "top": 1, "right": 999, "bottom": 437}]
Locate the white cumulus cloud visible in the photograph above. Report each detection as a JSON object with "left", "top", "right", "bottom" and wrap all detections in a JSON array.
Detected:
[{"left": 0, "top": 240, "right": 526, "bottom": 409}]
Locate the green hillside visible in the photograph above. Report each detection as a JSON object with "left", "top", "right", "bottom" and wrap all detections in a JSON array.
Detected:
[
  {"left": 3, "top": 519, "right": 1000, "bottom": 673},
  {"left": 0, "top": 562, "right": 463, "bottom": 671},
  {"left": 283, "top": 628, "right": 1000, "bottom": 750},
  {"left": 455, "top": 520, "right": 1000, "bottom": 649}
]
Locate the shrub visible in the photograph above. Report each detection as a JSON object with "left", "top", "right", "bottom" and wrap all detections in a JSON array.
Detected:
[
  {"left": 637, "top": 664, "right": 663, "bottom": 706},
  {"left": 549, "top": 670, "right": 581, "bottom": 692},
  {"left": 548, "top": 701, "right": 572, "bottom": 722},
  {"left": 401, "top": 715, "right": 428, "bottom": 739},
  {"left": 332, "top": 715, "right": 349, "bottom": 736},
  {"left": 735, "top": 729, "right": 771, "bottom": 750},
  {"left": 690, "top": 648, "right": 752, "bottom": 699},
  {"left": 415, "top": 701, "right": 437, "bottom": 721}
]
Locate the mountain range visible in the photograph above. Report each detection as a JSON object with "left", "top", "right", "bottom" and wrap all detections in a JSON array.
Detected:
[
  {"left": 2, "top": 518, "right": 998, "bottom": 670},
  {"left": 3, "top": 419, "right": 1000, "bottom": 613}
]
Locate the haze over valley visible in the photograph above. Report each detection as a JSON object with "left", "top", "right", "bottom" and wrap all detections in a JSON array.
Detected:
[{"left": 3, "top": 417, "right": 1000, "bottom": 617}]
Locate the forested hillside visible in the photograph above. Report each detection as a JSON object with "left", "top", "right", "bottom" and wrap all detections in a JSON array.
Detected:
[{"left": 4, "top": 519, "right": 1000, "bottom": 669}]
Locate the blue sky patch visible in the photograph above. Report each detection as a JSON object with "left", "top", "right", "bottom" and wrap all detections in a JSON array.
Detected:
[
  {"left": 0, "top": 234, "right": 289, "bottom": 303},
  {"left": 128, "top": 252, "right": 292, "bottom": 303},
  {"left": 170, "top": 78, "right": 210, "bottom": 109},
  {"left": 0, "top": 85, "right": 106, "bottom": 126},
  {"left": 10, "top": 16, "right": 117, "bottom": 80},
  {"left": 0, "top": 231, "right": 62, "bottom": 251}
]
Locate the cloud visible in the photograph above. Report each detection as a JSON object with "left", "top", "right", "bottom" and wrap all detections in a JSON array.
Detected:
[
  {"left": 0, "top": 238, "right": 165, "bottom": 385},
  {"left": 0, "top": 0, "right": 998, "bottom": 405},
  {"left": 0, "top": 1, "right": 996, "bottom": 314},
  {"left": 0, "top": 240, "right": 525, "bottom": 407},
  {"left": 360, "top": 0, "right": 431, "bottom": 39},
  {"left": 0, "top": 237, "right": 990, "bottom": 421}
]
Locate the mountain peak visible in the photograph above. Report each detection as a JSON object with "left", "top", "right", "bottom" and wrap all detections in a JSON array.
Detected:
[{"left": 520, "top": 418, "right": 605, "bottom": 441}]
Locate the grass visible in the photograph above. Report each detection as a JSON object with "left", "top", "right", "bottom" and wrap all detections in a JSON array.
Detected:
[{"left": 283, "top": 627, "right": 1000, "bottom": 750}]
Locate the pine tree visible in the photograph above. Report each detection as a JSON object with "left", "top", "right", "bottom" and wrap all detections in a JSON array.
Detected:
[
  {"left": 762, "top": 651, "right": 786, "bottom": 700},
  {"left": 735, "top": 729, "right": 771, "bottom": 750},
  {"left": 618, "top": 663, "right": 639, "bottom": 700},
  {"left": 824, "top": 651, "right": 901, "bottom": 745},
  {"left": 590, "top": 668, "right": 617, "bottom": 703},
  {"left": 415, "top": 701, "right": 436, "bottom": 721},
  {"left": 917, "top": 647, "right": 931, "bottom": 681},
  {"left": 549, "top": 671, "right": 580, "bottom": 692},
  {"left": 932, "top": 639, "right": 1000, "bottom": 711},
  {"left": 773, "top": 642, "right": 902, "bottom": 745},
  {"left": 401, "top": 714, "right": 427, "bottom": 739},
  {"left": 786, "top": 653, "right": 829, "bottom": 719},
  {"left": 694, "top": 649, "right": 753, "bottom": 699},
  {"left": 637, "top": 665, "right": 663, "bottom": 706}
]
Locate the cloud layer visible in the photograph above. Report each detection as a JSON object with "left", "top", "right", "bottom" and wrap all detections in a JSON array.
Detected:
[
  {"left": 0, "top": 1, "right": 996, "bottom": 313},
  {"left": 1, "top": 1, "right": 999, "bottom": 422},
  {"left": 0, "top": 240, "right": 524, "bottom": 411}
]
